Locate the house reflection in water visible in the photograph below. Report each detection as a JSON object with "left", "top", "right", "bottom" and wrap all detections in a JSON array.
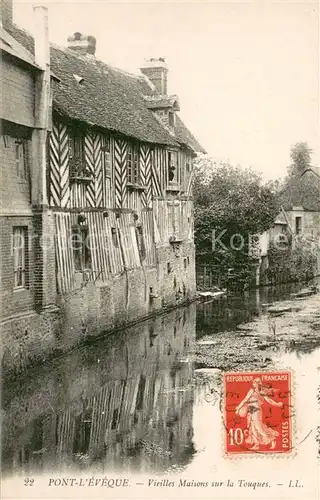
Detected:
[{"left": 2, "top": 304, "right": 196, "bottom": 475}]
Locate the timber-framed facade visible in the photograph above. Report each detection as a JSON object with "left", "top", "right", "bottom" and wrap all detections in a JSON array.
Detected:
[{"left": 1, "top": 1, "right": 205, "bottom": 375}]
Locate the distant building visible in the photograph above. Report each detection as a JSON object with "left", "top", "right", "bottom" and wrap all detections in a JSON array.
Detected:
[
  {"left": 279, "top": 166, "right": 320, "bottom": 243},
  {"left": 258, "top": 167, "right": 320, "bottom": 282},
  {"left": 0, "top": 0, "right": 205, "bottom": 374}
]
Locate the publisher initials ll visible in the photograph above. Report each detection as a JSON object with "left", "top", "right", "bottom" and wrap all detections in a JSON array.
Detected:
[{"left": 289, "top": 480, "right": 303, "bottom": 488}]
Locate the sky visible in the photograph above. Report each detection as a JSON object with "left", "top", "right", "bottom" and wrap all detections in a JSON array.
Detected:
[{"left": 13, "top": 0, "right": 320, "bottom": 180}]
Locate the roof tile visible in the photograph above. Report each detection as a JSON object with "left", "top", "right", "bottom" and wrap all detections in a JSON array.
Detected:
[{"left": 7, "top": 23, "right": 205, "bottom": 152}]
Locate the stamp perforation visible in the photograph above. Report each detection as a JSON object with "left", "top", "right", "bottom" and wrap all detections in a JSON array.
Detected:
[{"left": 220, "top": 366, "right": 297, "bottom": 460}]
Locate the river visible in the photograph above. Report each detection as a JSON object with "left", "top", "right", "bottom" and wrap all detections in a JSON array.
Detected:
[{"left": 2, "top": 283, "right": 319, "bottom": 499}]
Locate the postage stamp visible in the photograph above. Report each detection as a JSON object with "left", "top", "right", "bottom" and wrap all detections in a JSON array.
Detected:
[{"left": 223, "top": 371, "right": 293, "bottom": 455}]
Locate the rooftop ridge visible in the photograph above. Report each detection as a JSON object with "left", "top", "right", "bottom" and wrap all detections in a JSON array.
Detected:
[
  {"left": 6, "top": 21, "right": 206, "bottom": 153},
  {"left": 51, "top": 42, "right": 144, "bottom": 81}
]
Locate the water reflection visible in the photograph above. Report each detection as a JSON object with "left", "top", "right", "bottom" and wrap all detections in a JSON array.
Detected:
[
  {"left": 196, "top": 282, "right": 307, "bottom": 338},
  {"left": 2, "top": 282, "right": 319, "bottom": 482},
  {"left": 2, "top": 305, "right": 196, "bottom": 476}
]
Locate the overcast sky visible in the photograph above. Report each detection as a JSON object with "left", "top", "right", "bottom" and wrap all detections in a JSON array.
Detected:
[{"left": 14, "top": 0, "right": 319, "bottom": 180}]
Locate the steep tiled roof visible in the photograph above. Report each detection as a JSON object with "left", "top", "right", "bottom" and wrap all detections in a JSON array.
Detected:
[
  {"left": 50, "top": 46, "right": 178, "bottom": 146},
  {"left": 175, "top": 115, "right": 206, "bottom": 154},
  {"left": 301, "top": 167, "right": 320, "bottom": 180},
  {"left": 6, "top": 23, "right": 205, "bottom": 152}
]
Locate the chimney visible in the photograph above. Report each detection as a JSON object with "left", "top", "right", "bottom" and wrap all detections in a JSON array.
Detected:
[
  {"left": 67, "top": 32, "right": 96, "bottom": 56},
  {"left": 32, "top": 5, "right": 51, "bottom": 205},
  {"left": 140, "top": 58, "right": 168, "bottom": 95},
  {"left": 33, "top": 4, "right": 50, "bottom": 71},
  {"left": 0, "top": 0, "right": 13, "bottom": 28}
]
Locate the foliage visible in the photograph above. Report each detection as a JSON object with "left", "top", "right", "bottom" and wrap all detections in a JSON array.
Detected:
[
  {"left": 278, "top": 142, "right": 320, "bottom": 211},
  {"left": 267, "top": 242, "right": 317, "bottom": 284},
  {"left": 193, "top": 157, "right": 278, "bottom": 290},
  {"left": 288, "top": 142, "right": 312, "bottom": 176}
]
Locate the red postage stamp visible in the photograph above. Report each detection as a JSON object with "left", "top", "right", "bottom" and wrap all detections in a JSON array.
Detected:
[{"left": 223, "top": 371, "right": 293, "bottom": 455}]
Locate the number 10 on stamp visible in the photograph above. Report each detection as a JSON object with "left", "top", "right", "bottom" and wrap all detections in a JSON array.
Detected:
[{"left": 223, "top": 371, "right": 293, "bottom": 455}]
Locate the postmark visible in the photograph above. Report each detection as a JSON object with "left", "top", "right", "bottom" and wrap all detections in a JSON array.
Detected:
[{"left": 223, "top": 371, "right": 293, "bottom": 455}]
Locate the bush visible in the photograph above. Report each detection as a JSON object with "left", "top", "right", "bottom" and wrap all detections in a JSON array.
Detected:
[{"left": 267, "top": 242, "right": 317, "bottom": 284}]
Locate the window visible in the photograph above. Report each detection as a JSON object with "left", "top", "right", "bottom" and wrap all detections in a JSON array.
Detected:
[
  {"left": 168, "top": 111, "right": 175, "bottom": 128},
  {"left": 168, "top": 152, "right": 175, "bottom": 181},
  {"left": 13, "top": 227, "right": 28, "bottom": 288},
  {"left": 69, "top": 127, "right": 85, "bottom": 161},
  {"left": 72, "top": 226, "right": 91, "bottom": 271},
  {"left": 127, "top": 142, "right": 140, "bottom": 184},
  {"left": 15, "top": 140, "right": 27, "bottom": 179},
  {"left": 69, "top": 127, "right": 91, "bottom": 179},
  {"left": 277, "top": 234, "right": 288, "bottom": 248},
  {"left": 295, "top": 216, "right": 302, "bottom": 235},
  {"left": 168, "top": 151, "right": 179, "bottom": 183}
]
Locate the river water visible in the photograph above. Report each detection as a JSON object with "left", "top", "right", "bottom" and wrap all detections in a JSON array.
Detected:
[{"left": 2, "top": 284, "right": 319, "bottom": 499}]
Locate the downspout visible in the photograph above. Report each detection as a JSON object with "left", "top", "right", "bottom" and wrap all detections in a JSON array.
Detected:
[{"left": 31, "top": 5, "right": 54, "bottom": 310}]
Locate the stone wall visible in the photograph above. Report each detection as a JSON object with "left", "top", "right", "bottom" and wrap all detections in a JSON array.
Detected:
[{"left": 1, "top": 240, "right": 196, "bottom": 376}]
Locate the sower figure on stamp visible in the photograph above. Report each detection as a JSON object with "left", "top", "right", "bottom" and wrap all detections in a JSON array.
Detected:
[{"left": 235, "top": 378, "right": 284, "bottom": 451}]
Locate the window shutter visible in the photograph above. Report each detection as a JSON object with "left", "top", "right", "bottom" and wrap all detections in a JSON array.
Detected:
[
  {"left": 105, "top": 152, "right": 111, "bottom": 178},
  {"left": 102, "top": 136, "right": 111, "bottom": 178}
]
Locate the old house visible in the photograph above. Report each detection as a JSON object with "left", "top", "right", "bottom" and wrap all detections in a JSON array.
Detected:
[
  {"left": 257, "top": 167, "right": 320, "bottom": 282},
  {"left": 1, "top": 2, "right": 61, "bottom": 372},
  {"left": 1, "top": 0, "right": 205, "bottom": 374},
  {"left": 279, "top": 166, "right": 320, "bottom": 242}
]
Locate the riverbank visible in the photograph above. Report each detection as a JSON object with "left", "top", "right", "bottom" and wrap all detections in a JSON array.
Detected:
[{"left": 192, "top": 289, "right": 320, "bottom": 372}]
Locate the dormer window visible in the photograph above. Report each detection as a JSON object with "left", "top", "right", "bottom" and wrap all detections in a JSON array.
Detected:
[{"left": 168, "top": 111, "right": 175, "bottom": 128}]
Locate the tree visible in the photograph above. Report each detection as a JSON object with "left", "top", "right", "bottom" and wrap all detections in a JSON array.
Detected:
[
  {"left": 289, "top": 142, "right": 312, "bottom": 176},
  {"left": 193, "top": 157, "right": 278, "bottom": 290},
  {"left": 279, "top": 142, "right": 320, "bottom": 211}
]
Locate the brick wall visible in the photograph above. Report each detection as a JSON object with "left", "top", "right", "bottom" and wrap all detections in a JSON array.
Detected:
[
  {"left": 32, "top": 210, "right": 57, "bottom": 311},
  {"left": 1, "top": 237, "right": 196, "bottom": 376},
  {"left": 0, "top": 216, "right": 35, "bottom": 317}
]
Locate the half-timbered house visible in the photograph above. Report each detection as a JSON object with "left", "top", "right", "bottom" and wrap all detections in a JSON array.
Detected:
[{"left": 2, "top": 0, "right": 205, "bottom": 374}]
